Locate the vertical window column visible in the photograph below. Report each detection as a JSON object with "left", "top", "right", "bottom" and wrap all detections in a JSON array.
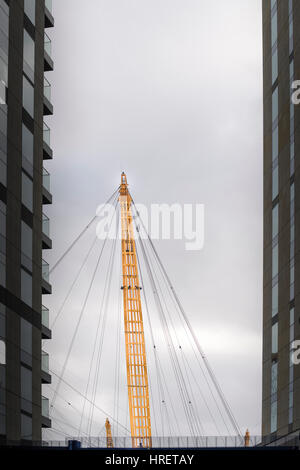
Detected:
[
  {"left": 288, "top": 308, "right": 294, "bottom": 424},
  {"left": 272, "top": 204, "right": 279, "bottom": 317},
  {"left": 270, "top": 0, "right": 279, "bottom": 435},
  {"left": 271, "top": 0, "right": 278, "bottom": 85}
]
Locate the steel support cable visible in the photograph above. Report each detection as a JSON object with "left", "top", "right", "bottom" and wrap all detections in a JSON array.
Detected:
[
  {"left": 51, "top": 236, "right": 97, "bottom": 330},
  {"left": 0, "top": 328, "right": 130, "bottom": 437},
  {"left": 51, "top": 193, "right": 119, "bottom": 330},
  {"left": 50, "top": 199, "right": 118, "bottom": 413},
  {"left": 50, "top": 188, "right": 118, "bottom": 275},
  {"left": 113, "top": 259, "right": 122, "bottom": 439},
  {"left": 180, "top": 349, "right": 225, "bottom": 440},
  {"left": 48, "top": 384, "right": 89, "bottom": 419},
  {"left": 136, "top": 245, "right": 167, "bottom": 436},
  {"left": 141, "top": 238, "right": 201, "bottom": 439},
  {"left": 87, "top": 212, "right": 119, "bottom": 434},
  {"left": 0, "top": 329, "right": 130, "bottom": 439},
  {"left": 137, "top": 238, "right": 190, "bottom": 438},
  {"left": 135, "top": 242, "right": 161, "bottom": 437},
  {"left": 49, "top": 369, "right": 130, "bottom": 434},
  {"left": 78, "top": 206, "right": 119, "bottom": 437},
  {"left": 142, "top": 240, "right": 214, "bottom": 439},
  {"left": 150, "top": 243, "right": 239, "bottom": 436},
  {"left": 179, "top": 347, "right": 205, "bottom": 439},
  {"left": 87, "top": 210, "right": 120, "bottom": 436},
  {"left": 51, "top": 411, "right": 93, "bottom": 440},
  {"left": 138, "top": 234, "right": 192, "bottom": 435},
  {"left": 45, "top": 426, "right": 71, "bottom": 439},
  {"left": 137, "top": 233, "right": 197, "bottom": 438},
  {"left": 130, "top": 196, "right": 243, "bottom": 439},
  {"left": 147, "top": 245, "right": 231, "bottom": 438}
]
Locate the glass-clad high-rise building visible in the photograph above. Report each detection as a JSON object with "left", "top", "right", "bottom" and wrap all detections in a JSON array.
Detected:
[
  {"left": 0, "top": 0, "right": 53, "bottom": 443},
  {"left": 262, "top": 0, "right": 299, "bottom": 444}
]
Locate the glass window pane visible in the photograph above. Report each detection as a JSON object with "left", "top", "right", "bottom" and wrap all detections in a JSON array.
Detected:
[
  {"left": 271, "top": 362, "right": 278, "bottom": 394},
  {"left": 272, "top": 283, "right": 278, "bottom": 317},
  {"left": 0, "top": 56, "right": 7, "bottom": 86},
  {"left": 21, "top": 366, "right": 32, "bottom": 401},
  {"left": 21, "top": 413, "right": 32, "bottom": 440},
  {"left": 22, "top": 75, "right": 34, "bottom": 117},
  {"left": 21, "top": 268, "right": 32, "bottom": 307},
  {"left": 22, "top": 172, "right": 33, "bottom": 211},
  {"left": 22, "top": 124, "right": 34, "bottom": 165},
  {"left": 21, "top": 221, "right": 32, "bottom": 260},
  {"left": 23, "top": 30, "right": 35, "bottom": 72},
  {"left": 21, "top": 318, "right": 32, "bottom": 355},
  {"left": 271, "top": 11, "right": 277, "bottom": 46},
  {"left": 272, "top": 322, "right": 278, "bottom": 354},
  {"left": 24, "top": 0, "right": 35, "bottom": 25},
  {"left": 272, "top": 50, "right": 278, "bottom": 84},
  {"left": 272, "top": 204, "right": 279, "bottom": 239},
  {"left": 272, "top": 243, "right": 278, "bottom": 278},
  {"left": 272, "top": 126, "right": 278, "bottom": 161},
  {"left": 271, "top": 401, "right": 277, "bottom": 433},
  {"left": 272, "top": 87, "right": 278, "bottom": 123},
  {"left": 0, "top": 339, "right": 5, "bottom": 364},
  {"left": 272, "top": 166, "right": 278, "bottom": 200}
]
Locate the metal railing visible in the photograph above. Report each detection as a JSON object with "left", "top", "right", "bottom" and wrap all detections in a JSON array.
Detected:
[
  {"left": 42, "top": 396, "right": 49, "bottom": 418},
  {"left": 66, "top": 436, "right": 263, "bottom": 449},
  {"left": 44, "top": 77, "right": 51, "bottom": 102},
  {"left": 1, "top": 435, "right": 299, "bottom": 449},
  {"left": 44, "top": 32, "right": 52, "bottom": 58},
  {"left": 41, "top": 351, "right": 49, "bottom": 374},
  {"left": 42, "top": 259, "right": 49, "bottom": 282},
  {"left": 43, "top": 122, "right": 50, "bottom": 147},
  {"left": 43, "top": 167, "right": 50, "bottom": 192},
  {"left": 42, "top": 213, "right": 50, "bottom": 238},
  {"left": 45, "top": 0, "right": 52, "bottom": 13},
  {"left": 42, "top": 305, "right": 49, "bottom": 329}
]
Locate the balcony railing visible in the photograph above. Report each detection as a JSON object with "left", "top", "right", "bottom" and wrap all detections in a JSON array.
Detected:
[
  {"left": 43, "top": 122, "right": 50, "bottom": 147},
  {"left": 42, "top": 351, "right": 49, "bottom": 374},
  {"left": 45, "top": 0, "right": 52, "bottom": 13},
  {"left": 43, "top": 167, "right": 50, "bottom": 192},
  {"left": 44, "top": 32, "right": 52, "bottom": 58},
  {"left": 42, "top": 259, "right": 49, "bottom": 282},
  {"left": 44, "top": 77, "right": 51, "bottom": 102},
  {"left": 42, "top": 213, "right": 50, "bottom": 238},
  {"left": 42, "top": 396, "right": 50, "bottom": 418},
  {"left": 42, "top": 305, "right": 49, "bottom": 329}
]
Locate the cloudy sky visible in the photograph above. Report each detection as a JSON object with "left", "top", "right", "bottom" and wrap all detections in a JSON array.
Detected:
[{"left": 43, "top": 0, "right": 263, "bottom": 442}]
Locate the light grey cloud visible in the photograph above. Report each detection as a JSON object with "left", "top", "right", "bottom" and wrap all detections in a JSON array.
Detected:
[{"left": 43, "top": 0, "right": 263, "bottom": 442}]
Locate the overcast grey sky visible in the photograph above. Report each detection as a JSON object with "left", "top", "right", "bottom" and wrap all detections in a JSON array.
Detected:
[{"left": 43, "top": 0, "right": 263, "bottom": 441}]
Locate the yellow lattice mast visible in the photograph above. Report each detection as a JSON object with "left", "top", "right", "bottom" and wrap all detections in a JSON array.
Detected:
[
  {"left": 105, "top": 418, "right": 114, "bottom": 448},
  {"left": 119, "top": 172, "right": 152, "bottom": 448}
]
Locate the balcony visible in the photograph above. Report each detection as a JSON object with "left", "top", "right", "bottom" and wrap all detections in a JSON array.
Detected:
[
  {"left": 42, "top": 396, "right": 49, "bottom": 418},
  {"left": 42, "top": 259, "right": 49, "bottom": 282},
  {"left": 43, "top": 121, "right": 52, "bottom": 160},
  {"left": 45, "top": 0, "right": 54, "bottom": 29},
  {"left": 42, "top": 305, "right": 51, "bottom": 340},
  {"left": 42, "top": 259, "right": 51, "bottom": 294},
  {"left": 42, "top": 396, "right": 51, "bottom": 428},
  {"left": 42, "top": 213, "right": 52, "bottom": 249},
  {"left": 41, "top": 351, "right": 51, "bottom": 384},
  {"left": 43, "top": 77, "right": 53, "bottom": 115},
  {"left": 42, "top": 167, "right": 52, "bottom": 205},
  {"left": 44, "top": 32, "right": 53, "bottom": 71}
]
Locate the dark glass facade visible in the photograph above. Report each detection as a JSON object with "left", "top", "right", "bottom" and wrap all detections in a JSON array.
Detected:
[
  {"left": 0, "top": 0, "right": 53, "bottom": 443},
  {"left": 262, "top": 0, "right": 300, "bottom": 443}
]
